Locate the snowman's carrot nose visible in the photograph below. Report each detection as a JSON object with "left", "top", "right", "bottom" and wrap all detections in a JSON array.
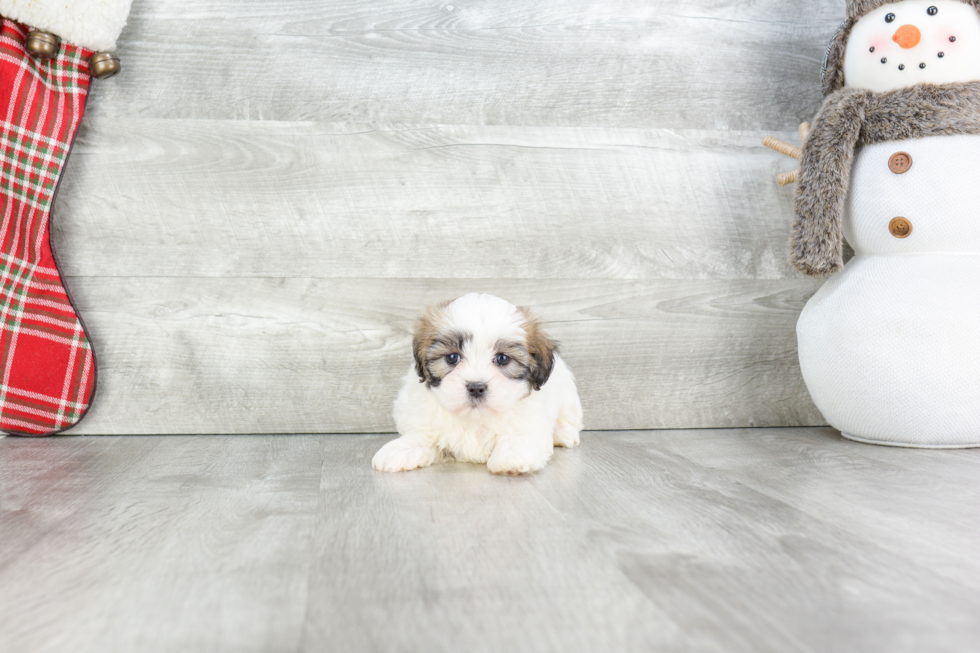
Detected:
[{"left": 893, "top": 24, "right": 922, "bottom": 49}]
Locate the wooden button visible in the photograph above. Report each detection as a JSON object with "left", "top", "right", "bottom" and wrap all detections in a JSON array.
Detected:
[
  {"left": 888, "top": 152, "right": 912, "bottom": 174},
  {"left": 889, "top": 217, "right": 913, "bottom": 238}
]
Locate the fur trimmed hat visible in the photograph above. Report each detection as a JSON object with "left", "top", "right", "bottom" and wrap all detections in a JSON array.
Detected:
[{"left": 822, "top": 0, "right": 980, "bottom": 94}]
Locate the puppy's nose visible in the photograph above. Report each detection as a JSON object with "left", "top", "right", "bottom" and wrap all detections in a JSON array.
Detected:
[
  {"left": 893, "top": 24, "right": 921, "bottom": 49},
  {"left": 467, "top": 382, "right": 487, "bottom": 398}
]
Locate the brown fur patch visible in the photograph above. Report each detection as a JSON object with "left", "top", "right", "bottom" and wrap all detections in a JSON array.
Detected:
[
  {"left": 517, "top": 307, "right": 558, "bottom": 391},
  {"left": 794, "top": 81, "right": 980, "bottom": 276},
  {"left": 493, "top": 340, "right": 533, "bottom": 381},
  {"left": 423, "top": 331, "right": 470, "bottom": 386},
  {"left": 413, "top": 301, "right": 450, "bottom": 384}
]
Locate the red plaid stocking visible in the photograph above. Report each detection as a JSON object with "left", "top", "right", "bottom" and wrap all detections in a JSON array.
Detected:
[{"left": 0, "top": 19, "right": 96, "bottom": 435}]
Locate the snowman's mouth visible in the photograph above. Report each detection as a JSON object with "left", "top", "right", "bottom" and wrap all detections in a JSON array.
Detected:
[{"left": 881, "top": 53, "right": 949, "bottom": 71}]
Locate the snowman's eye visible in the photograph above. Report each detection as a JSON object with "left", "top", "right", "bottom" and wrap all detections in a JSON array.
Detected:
[
  {"left": 928, "top": 6, "right": 938, "bottom": 15},
  {"left": 886, "top": 13, "right": 896, "bottom": 23}
]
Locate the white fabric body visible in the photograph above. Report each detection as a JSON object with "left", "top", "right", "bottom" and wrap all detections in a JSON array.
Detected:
[
  {"left": 843, "top": 0, "right": 980, "bottom": 93},
  {"left": 798, "top": 134, "right": 980, "bottom": 446},
  {"left": 0, "top": 0, "right": 133, "bottom": 51}
]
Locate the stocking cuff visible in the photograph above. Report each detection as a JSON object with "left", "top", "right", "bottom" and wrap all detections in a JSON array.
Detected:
[{"left": 0, "top": 0, "right": 134, "bottom": 51}]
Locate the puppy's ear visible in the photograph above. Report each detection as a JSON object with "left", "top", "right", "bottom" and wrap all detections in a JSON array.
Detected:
[
  {"left": 519, "top": 307, "right": 558, "bottom": 391},
  {"left": 413, "top": 301, "right": 449, "bottom": 383}
]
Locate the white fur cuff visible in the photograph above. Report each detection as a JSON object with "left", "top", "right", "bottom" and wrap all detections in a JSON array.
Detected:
[{"left": 0, "top": 0, "right": 134, "bottom": 51}]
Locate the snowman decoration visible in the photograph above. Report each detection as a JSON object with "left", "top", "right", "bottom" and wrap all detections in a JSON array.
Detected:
[{"left": 766, "top": 0, "right": 980, "bottom": 447}]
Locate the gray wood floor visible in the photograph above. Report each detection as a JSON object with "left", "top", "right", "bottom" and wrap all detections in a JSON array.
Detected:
[
  {"left": 42, "top": 0, "right": 848, "bottom": 434},
  {"left": 2, "top": 429, "right": 978, "bottom": 652}
]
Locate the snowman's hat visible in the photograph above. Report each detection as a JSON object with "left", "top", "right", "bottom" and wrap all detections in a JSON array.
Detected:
[{"left": 822, "top": 0, "right": 980, "bottom": 94}]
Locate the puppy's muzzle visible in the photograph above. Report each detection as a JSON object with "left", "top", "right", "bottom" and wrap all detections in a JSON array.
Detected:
[{"left": 467, "top": 382, "right": 488, "bottom": 401}]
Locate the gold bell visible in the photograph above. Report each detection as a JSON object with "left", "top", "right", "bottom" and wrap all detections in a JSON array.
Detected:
[
  {"left": 88, "top": 52, "right": 121, "bottom": 79},
  {"left": 26, "top": 30, "right": 60, "bottom": 59}
]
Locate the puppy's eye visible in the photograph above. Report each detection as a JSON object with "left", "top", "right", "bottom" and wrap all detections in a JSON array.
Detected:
[
  {"left": 446, "top": 353, "right": 460, "bottom": 365},
  {"left": 886, "top": 13, "right": 896, "bottom": 22},
  {"left": 494, "top": 354, "right": 511, "bottom": 366}
]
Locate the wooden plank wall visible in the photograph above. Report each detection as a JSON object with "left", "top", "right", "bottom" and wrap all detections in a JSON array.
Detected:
[{"left": 54, "top": 0, "right": 842, "bottom": 434}]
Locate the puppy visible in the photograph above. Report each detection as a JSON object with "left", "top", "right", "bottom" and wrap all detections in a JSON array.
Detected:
[{"left": 373, "top": 293, "right": 583, "bottom": 475}]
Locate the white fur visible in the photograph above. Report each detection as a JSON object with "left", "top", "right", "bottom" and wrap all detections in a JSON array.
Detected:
[
  {"left": 0, "top": 0, "right": 134, "bottom": 51},
  {"left": 373, "top": 293, "right": 583, "bottom": 475},
  {"left": 844, "top": 0, "right": 980, "bottom": 92}
]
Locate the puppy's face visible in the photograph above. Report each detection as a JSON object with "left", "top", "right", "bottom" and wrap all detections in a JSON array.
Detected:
[{"left": 413, "top": 293, "right": 557, "bottom": 417}]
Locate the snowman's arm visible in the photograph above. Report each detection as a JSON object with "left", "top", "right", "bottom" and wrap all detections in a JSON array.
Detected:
[
  {"left": 762, "top": 123, "right": 810, "bottom": 186},
  {"left": 763, "top": 137, "right": 801, "bottom": 161},
  {"left": 777, "top": 170, "right": 799, "bottom": 186},
  {"left": 799, "top": 122, "right": 811, "bottom": 143}
]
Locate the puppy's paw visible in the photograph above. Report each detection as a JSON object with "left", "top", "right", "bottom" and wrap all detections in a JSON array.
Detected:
[
  {"left": 372, "top": 438, "right": 439, "bottom": 472},
  {"left": 553, "top": 421, "right": 581, "bottom": 448},
  {"left": 487, "top": 447, "right": 548, "bottom": 476}
]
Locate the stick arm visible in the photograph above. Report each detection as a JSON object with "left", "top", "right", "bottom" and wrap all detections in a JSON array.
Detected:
[{"left": 763, "top": 122, "right": 810, "bottom": 186}]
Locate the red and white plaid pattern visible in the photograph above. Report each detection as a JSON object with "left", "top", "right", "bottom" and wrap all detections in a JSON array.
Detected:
[{"left": 0, "top": 18, "right": 95, "bottom": 435}]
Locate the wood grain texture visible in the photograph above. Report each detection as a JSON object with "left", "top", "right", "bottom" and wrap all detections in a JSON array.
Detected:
[
  {"left": 39, "top": 0, "right": 843, "bottom": 432},
  {"left": 649, "top": 427, "right": 980, "bottom": 584},
  {"left": 54, "top": 120, "right": 802, "bottom": 280},
  {"left": 2, "top": 430, "right": 979, "bottom": 652},
  {"left": 0, "top": 435, "right": 322, "bottom": 652},
  {"left": 65, "top": 277, "right": 824, "bottom": 434},
  {"left": 90, "top": 0, "right": 840, "bottom": 129}
]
